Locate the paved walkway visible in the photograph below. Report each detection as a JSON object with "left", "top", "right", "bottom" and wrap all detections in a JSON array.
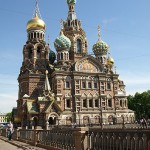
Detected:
[
  {"left": 0, "top": 139, "right": 23, "bottom": 150},
  {"left": 0, "top": 136, "right": 46, "bottom": 150}
]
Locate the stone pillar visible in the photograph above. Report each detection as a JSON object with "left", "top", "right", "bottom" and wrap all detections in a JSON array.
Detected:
[{"left": 73, "top": 127, "right": 89, "bottom": 150}]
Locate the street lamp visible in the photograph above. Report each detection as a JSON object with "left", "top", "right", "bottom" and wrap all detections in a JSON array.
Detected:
[
  {"left": 77, "top": 108, "right": 80, "bottom": 127},
  {"left": 122, "top": 115, "right": 125, "bottom": 129},
  {"left": 99, "top": 103, "right": 103, "bottom": 129}
]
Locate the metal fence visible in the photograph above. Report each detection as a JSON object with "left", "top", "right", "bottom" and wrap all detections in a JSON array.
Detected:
[{"left": 1, "top": 126, "right": 150, "bottom": 150}]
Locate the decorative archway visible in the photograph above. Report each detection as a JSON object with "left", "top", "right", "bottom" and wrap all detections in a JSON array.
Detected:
[{"left": 48, "top": 113, "right": 59, "bottom": 125}]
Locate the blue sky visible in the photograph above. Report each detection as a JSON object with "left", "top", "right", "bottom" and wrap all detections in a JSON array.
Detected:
[{"left": 0, "top": 0, "right": 150, "bottom": 113}]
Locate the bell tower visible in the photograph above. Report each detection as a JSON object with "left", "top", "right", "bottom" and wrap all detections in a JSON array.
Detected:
[
  {"left": 63, "top": 0, "right": 88, "bottom": 62},
  {"left": 18, "top": 0, "right": 49, "bottom": 99}
]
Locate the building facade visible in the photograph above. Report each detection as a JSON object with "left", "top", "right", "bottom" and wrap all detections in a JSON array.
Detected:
[
  {"left": 15, "top": 0, "right": 134, "bottom": 128},
  {"left": 0, "top": 113, "right": 7, "bottom": 124}
]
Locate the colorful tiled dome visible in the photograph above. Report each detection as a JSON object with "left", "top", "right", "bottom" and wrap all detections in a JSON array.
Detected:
[
  {"left": 54, "top": 31, "right": 71, "bottom": 50},
  {"left": 92, "top": 40, "right": 109, "bottom": 55},
  {"left": 66, "top": 0, "right": 76, "bottom": 5},
  {"left": 49, "top": 49, "right": 56, "bottom": 64}
]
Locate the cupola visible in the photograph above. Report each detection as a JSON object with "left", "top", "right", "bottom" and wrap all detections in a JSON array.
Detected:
[{"left": 54, "top": 31, "right": 71, "bottom": 51}]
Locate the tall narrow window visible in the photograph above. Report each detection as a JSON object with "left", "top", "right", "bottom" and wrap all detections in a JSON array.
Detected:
[
  {"left": 66, "top": 81, "right": 70, "bottom": 88},
  {"left": 37, "top": 47, "right": 41, "bottom": 59},
  {"left": 89, "top": 99, "right": 93, "bottom": 107},
  {"left": 108, "top": 99, "right": 112, "bottom": 107},
  {"left": 88, "top": 82, "right": 92, "bottom": 88},
  {"left": 77, "top": 39, "right": 82, "bottom": 53},
  {"left": 66, "top": 99, "right": 71, "bottom": 108},
  {"left": 82, "top": 82, "right": 86, "bottom": 88},
  {"left": 120, "top": 100, "right": 123, "bottom": 107},
  {"left": 94, "top": 82, "right": 97, "bottom": 89},
  {"left": 83, "top": 99, "right": 87, "bottom": 107},
  {"left": 95, "top": 99, "right": 98, "bottom": 107},
  {"left": 61, "top": 53, "right": 63, "bottom": 60},
  {"left": 107, "top": 82, "right": 111, "bottom": 90}
]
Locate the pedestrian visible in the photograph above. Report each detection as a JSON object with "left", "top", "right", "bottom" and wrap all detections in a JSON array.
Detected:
[
  {"left": 7, "top": 121, "right": 14, "bottom": 141},
  {"left": 143, "top": 118, "right": 147, "bottom": 128}
]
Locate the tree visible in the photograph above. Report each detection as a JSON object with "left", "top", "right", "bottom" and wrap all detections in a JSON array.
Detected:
[
  {"left": 6, "top": 112, "right": 12, "bottom": 122},
  {"left": 127, "top": 90, "right": 150, "bottom": 119}
]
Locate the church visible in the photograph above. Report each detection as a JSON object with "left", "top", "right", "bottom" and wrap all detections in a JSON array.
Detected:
[{"left": 14, "top": 0, "right": 134, "bottom": 128}]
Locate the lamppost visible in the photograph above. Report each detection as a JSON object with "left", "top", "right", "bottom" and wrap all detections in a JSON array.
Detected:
[
  {"left": 99, "top": 103, "right": 103, "bottom": 129},
  {"left": 77, "top": 108, "right": 80, "bottom": 127},
  {"left": 122, "top": 115, "right": 125, "bottom": 129}
]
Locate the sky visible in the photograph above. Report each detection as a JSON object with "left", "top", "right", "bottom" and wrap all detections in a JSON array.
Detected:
[{"left": 0, "top": 0, "right": 150, "bottom": 113}]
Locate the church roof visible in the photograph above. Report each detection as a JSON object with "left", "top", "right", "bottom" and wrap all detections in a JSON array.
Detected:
[{"left": 27, "top": 101, "right": 39, "bottom": 114}]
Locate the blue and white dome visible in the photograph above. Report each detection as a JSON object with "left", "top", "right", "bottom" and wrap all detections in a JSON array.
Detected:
[{"left": 54, "top": 31, "right": 71, "bottom": 50}]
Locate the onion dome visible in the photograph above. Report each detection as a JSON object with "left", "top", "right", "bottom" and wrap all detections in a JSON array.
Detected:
[
  {"left": 67, "top": 0, "right": 76, "bottom": 5},
  {"left": 49, "top": 49, "right": 56, "bottom": 64},
  {"left": 93, "top": 40, "right": 109, "bottom": 55},
  {"left": 27, "top": 15, "right": 46, "bottom": 31},
  {"left": 107, "top": 55, "right": 114, "bottom": 66},
  {"left": 54, "top": 31, "right": 71, "bottom": 50}
]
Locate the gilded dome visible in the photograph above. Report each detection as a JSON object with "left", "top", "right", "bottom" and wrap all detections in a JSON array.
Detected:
[
  {"left": 93, "top": 40, "right": 109, "bottom": 55},
  {"left": 54, "top": 31, "right": 71, "bottom": 50},
  {"left": 67, "top": 0, "right": 76, "bottom": 5},
  {"left": 107, "top": 55, "right": 114, "bottom": 66},
  {"left": 27, "top": 15, "right": 46, "bottom": 31}
]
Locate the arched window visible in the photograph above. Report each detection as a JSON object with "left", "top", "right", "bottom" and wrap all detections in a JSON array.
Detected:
[
  {"left": 61, "top": 53, "right": 63, "bottom": 60},
  {"left": 77, "top": 39, "right": 82, "bottom": 53},
  {"left": 68, "top": 20, "right": 70, "bottom": 27},
  {"left": 31, "top": 33, "right": 33, "bottom": 39},
  {"left": 34, "top": 32, "right": 36, "bottom": 38},
  {"left": 37, "top": 47, "right": 41, "bottom": 59},
  {"left": 108, "top": 99, "right": 112, "bottom": 107}
]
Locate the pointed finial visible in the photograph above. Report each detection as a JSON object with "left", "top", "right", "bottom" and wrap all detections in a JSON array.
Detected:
[
  {"left": 60, "top": 19, "right": 64, "bottom": 30},
  {"left": 98, "top": 25, "right": 101, "bottom": 41},
  {"left": 33, "top": 0, "right": 42, "bottom": 18},
  {"left": 48, "top": 35, "right": 50, "bottom": 46},
  {"left": 45, "top": 70, "right": 51, "bottom": 91}
]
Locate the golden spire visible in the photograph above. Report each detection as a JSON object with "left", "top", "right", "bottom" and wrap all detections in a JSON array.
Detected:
[
  {"left": 33, "top": 0, "right": 41, "bottom": 18},
  {"left": 98, "top": 25, "right": 101, "bottom": 41}
]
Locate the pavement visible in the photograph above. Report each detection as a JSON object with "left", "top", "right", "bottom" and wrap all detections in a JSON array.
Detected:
[{"left": 0, "top": 136, "right": 46, "bottom": 150}]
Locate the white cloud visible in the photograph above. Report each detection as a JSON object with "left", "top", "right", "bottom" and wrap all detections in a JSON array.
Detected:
[{"left": 102, "top": 18, "right": 117, "bottom": 25}]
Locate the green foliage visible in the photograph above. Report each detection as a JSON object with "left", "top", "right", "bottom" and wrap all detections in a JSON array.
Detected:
[
  {"left": 127, "top": 90, "right": 150, "bottom": 119},
  {"left": 6, "top": 112, "right": 12, "bottom": 122}
]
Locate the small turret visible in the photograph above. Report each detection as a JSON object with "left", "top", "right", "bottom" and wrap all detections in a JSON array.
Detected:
[{"left": 93, "top": 25, "right": 109, "bottom": 65}]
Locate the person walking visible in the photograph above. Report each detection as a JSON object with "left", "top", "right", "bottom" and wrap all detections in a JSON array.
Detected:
[{"left": 7, "top": 121, "right": 14, "bottom": 141}]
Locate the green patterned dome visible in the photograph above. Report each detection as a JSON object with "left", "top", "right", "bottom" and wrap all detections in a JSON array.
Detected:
[
  {"left": 49, "top": 49, "right": 56, "bottom": 64},
  {"left": 93, "top": 40, "right": 109, "bottom": 55},
  {"left": 54, "top": 31, "right": 71, "bottom": 50},
  {"left": 67, "top": 0, "right": 76, "bottom": 5}
]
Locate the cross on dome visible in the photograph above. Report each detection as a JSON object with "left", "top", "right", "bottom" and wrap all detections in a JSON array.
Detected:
[
  {"left": 33, "top": 0, "right": 42, "bottom": 18},
  {"left": 98, "top": 25, "right": 101, "bottom": 41}
]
